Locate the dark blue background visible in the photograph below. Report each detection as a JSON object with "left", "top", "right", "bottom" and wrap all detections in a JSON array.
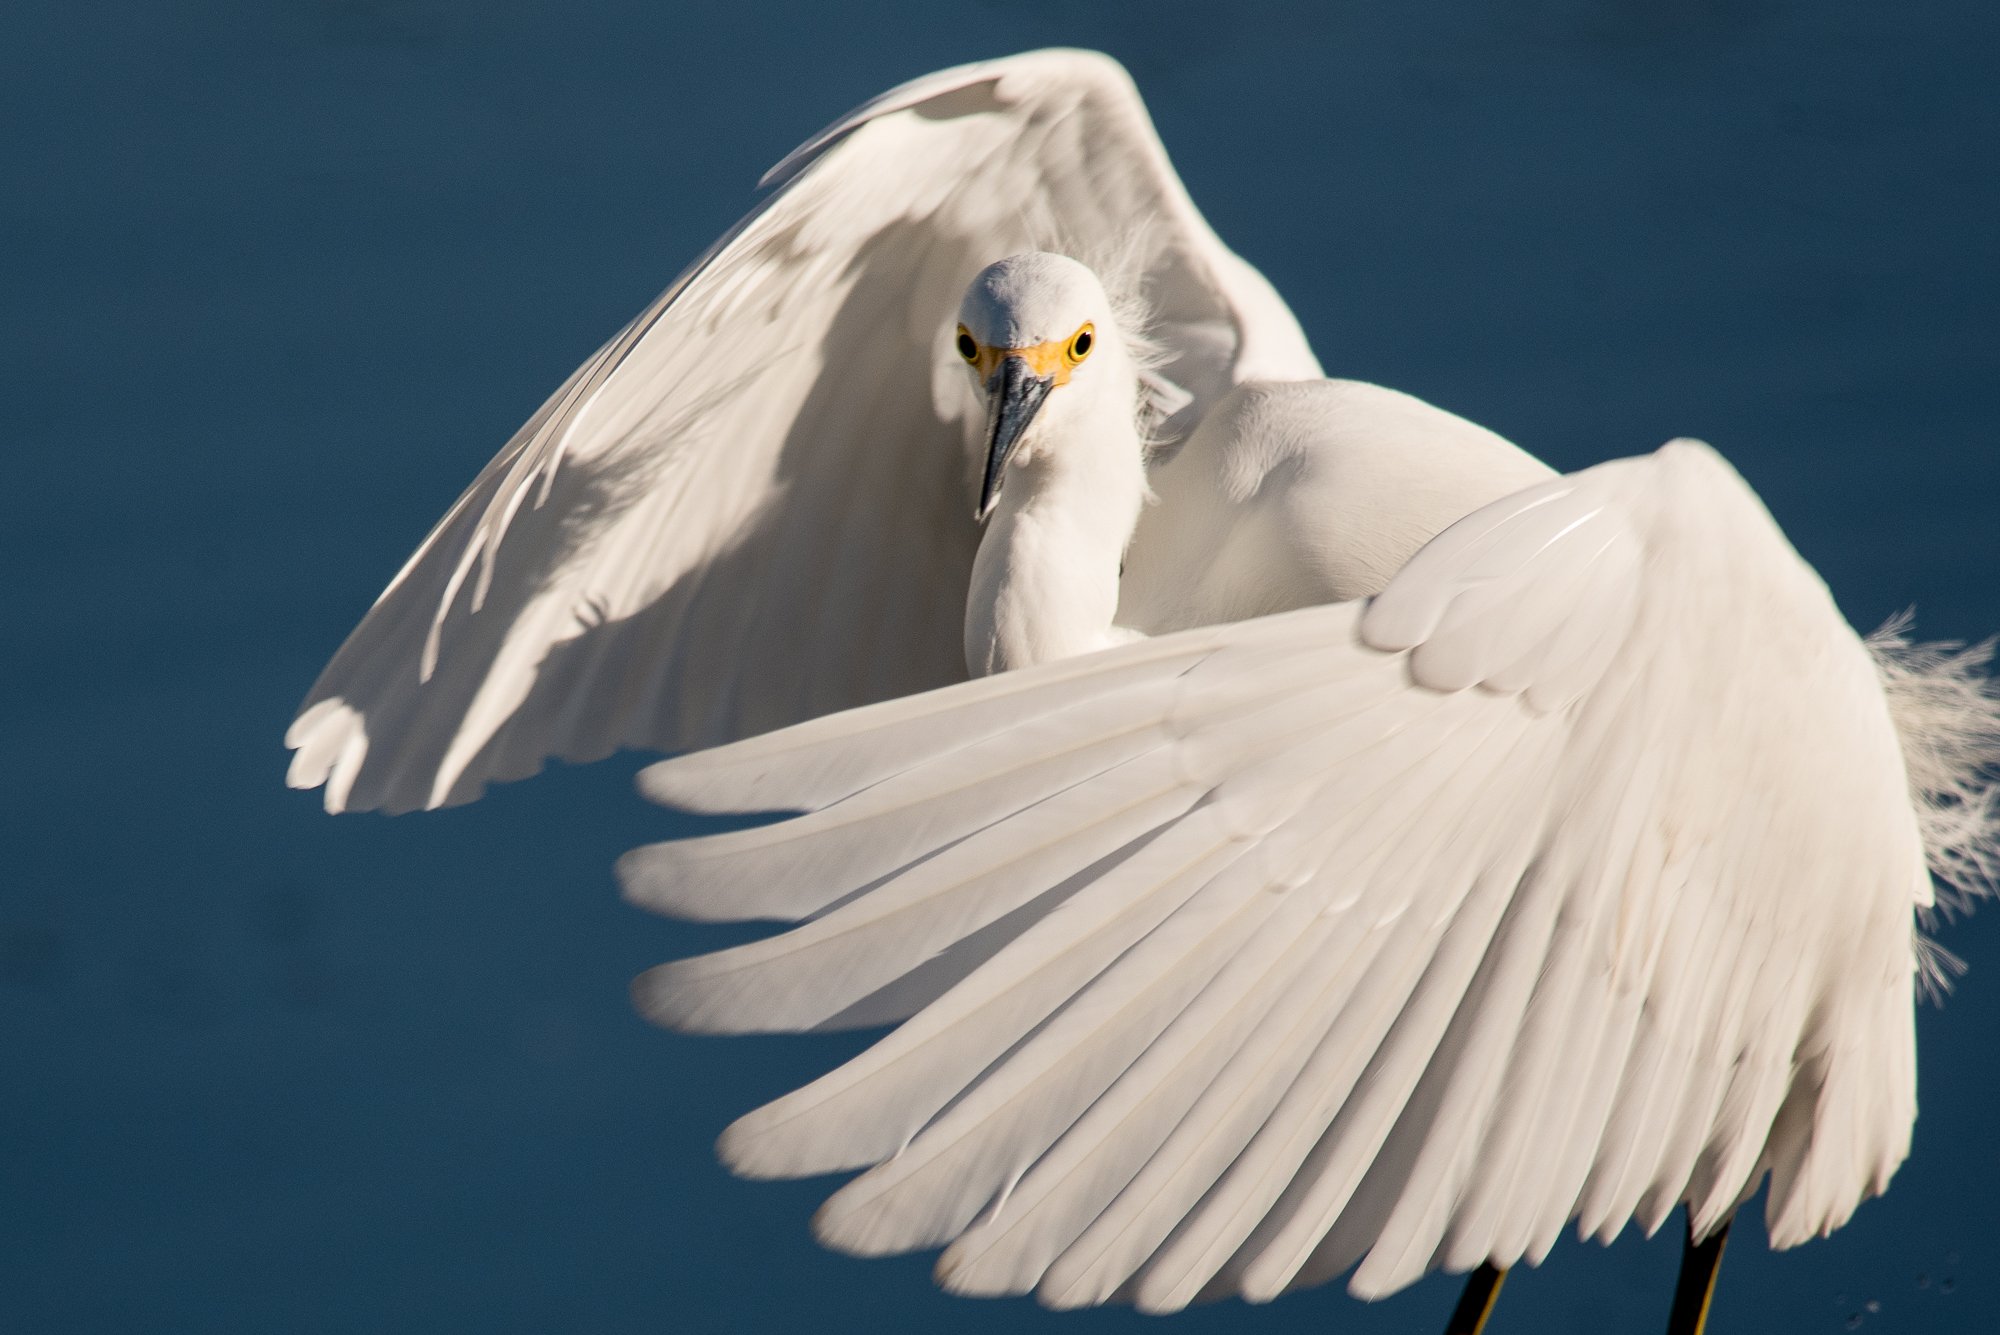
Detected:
[{"left": 5, "top": 2, "right": 1995, "bottom": 1331}]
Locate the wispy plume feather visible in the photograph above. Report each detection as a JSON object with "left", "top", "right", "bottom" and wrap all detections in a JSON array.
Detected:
[
  {"left": 1036, "top": 216, "right": 1189, "bottom": 457},
  {"left": 1867, "top": 614, "right": 2000, "bottom": 997}
]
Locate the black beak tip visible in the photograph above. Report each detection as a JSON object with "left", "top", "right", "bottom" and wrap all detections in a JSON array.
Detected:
[{"left": 974, "top": 480, "right": 1003, "bottom": 523}]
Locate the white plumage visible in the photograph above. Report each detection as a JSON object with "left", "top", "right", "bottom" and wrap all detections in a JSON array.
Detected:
[
  {"left": 287, "top": 49, "right": 1320, "bottom": 813},
  {"left": 288, "top": 48, "right": 2000, "bottom": 1319},
  {"left": 624, "top": 442, "right": 1938, "bottom": 1307}
]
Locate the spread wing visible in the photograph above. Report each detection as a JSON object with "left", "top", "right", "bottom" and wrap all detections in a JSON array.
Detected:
[
  {"left": 286, "top": 48, "right": 1321, "bottom": 813},
  {"left": 621, "top": 440, "right": 1929, "bottom": 1309}
]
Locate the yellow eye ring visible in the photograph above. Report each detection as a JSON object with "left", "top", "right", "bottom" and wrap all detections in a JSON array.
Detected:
[
  {"left": 955, "top": 326, "right": 979, "bottom": 363},
  {"left": 1064, "top": 323, "right": 1095, "bottom": 365}
]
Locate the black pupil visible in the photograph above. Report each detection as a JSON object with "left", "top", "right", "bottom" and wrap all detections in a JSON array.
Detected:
[
  {"left": 1072, "top": 331, "right": 1092, "bottom": 356},
  {"left": 957, "top": 333, "right": 977, "bottom": 359}
]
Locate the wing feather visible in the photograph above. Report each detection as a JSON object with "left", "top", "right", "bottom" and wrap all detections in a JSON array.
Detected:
[
  {"left": 287, "top": 49, "right": 1319, "bottom": 813},
  {"left": 626, "top": 439, "right": 1929, "bottom": 1307}
]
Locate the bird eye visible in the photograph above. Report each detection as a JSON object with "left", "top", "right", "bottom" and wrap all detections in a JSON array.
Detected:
[
  {"left": 956, "top": 327, "right": 979, "bottom": 363},
  {"left": 1066, "top": 324, "right": 1094, "bottom": 364}
]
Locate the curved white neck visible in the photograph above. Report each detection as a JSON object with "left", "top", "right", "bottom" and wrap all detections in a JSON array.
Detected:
[{"left": 964, "top": 396, "right": 1147, "bottom": 677}]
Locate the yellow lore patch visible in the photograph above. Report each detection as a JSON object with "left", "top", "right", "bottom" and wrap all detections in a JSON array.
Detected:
[{"left": 957, "top": 322, "right": 1095, "bottom": 386}]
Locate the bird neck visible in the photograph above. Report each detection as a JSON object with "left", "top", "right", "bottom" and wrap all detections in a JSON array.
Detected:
[{"left": 964, "top": 399, "right": 1147, "bottom": 677}]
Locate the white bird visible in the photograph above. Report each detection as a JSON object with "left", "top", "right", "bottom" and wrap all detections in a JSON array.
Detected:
[{"left": 287, "top": 49, "right": 2000, "bottom": 1335}]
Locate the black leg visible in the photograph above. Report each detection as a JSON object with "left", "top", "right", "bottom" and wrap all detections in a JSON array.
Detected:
[
  {"left": 1666, "top": 1216, "right": 1731, "bottom": 1335},
  {"left": 1443, "top": 1262, "right": 1507, "bottom": 1335}
]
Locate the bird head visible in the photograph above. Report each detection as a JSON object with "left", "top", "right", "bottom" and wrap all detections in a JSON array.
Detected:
[{"left": 955, "top": 253, "right": 1118, "bottom": 521}]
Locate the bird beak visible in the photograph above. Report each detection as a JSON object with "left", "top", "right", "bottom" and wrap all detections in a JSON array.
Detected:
[{"left": 976, "top": 355, "right": 1054, "bottom": 521}]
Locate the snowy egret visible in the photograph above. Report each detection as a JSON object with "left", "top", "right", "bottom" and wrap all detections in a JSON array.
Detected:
[{"left": 288, "top": 50, "right": 2000, "bottom": 1335}]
